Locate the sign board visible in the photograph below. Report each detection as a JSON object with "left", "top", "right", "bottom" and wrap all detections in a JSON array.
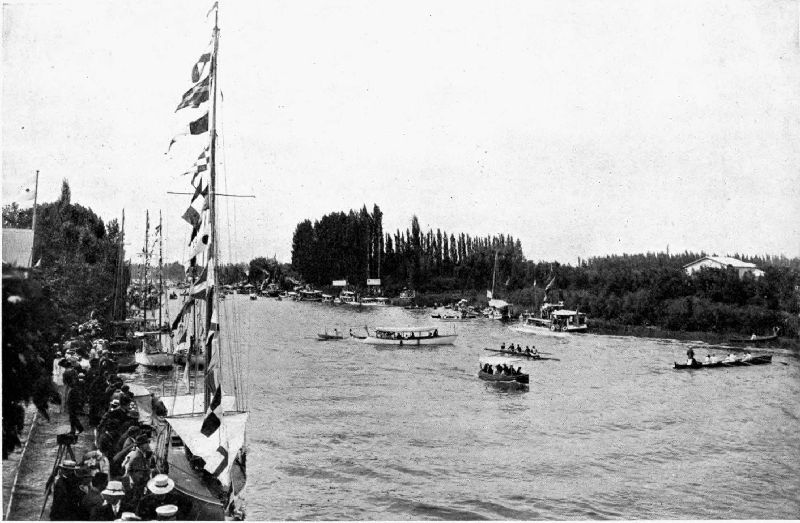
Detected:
[
  {"left": 366, "top": 278, "right": 381, "bottom": 286},
  {"left": 332, "top": 280, "right": 347, "bottom": 287}
]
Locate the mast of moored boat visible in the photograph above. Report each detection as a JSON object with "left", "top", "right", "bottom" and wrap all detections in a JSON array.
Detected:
[
  {"left": 144, "top": 210, "right": 149, "bottom": 326},
  {"left": 491, "top": 250, "right": 498, "bottom": 298},
  {"left": 204, "top": 9, "right": 220, "bottom": 409},
  {"left": 159, "top": 211, "right": 163, "bottom": 330}
]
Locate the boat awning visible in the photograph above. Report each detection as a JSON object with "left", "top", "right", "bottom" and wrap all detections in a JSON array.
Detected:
[
  {"left": 164, "top": 394, "right": 238, "bottom": 416},
  {"left": 551, "top": 310, "right": 580, "bottom": 316},
  {"left": 165, "top": 412, "right": 248, "bottom": 487},
  {"left": 488, "top": 299, "right": 509, "bottom": 308},
  {"left": 132, "top": 331, "right": 162, "bottom": 337},
  {"left": 376, "top": 326, "right": 437, "bottom": 333},
  {"left": 480, "top": 355, "right": 525, "bottom": 366}
]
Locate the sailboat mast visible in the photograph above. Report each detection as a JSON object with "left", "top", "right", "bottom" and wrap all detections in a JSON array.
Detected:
[
  {"left": 205, "top": 10, "right": 220, "bottom": 408},
  {"left": 113, "top": 209, "right": 126, "bottom": 321},
  {"left": 159, "top": 211, "right": 163, "bottom": 328},
  {"left": 491, "top": 250, "right": 498, "bottom": 297},
  {"left": 144, "top": 210, "right": 149, "bottom": 325},
  {"left": 29, "top": 170, "right": 39, "bottom": 267}
]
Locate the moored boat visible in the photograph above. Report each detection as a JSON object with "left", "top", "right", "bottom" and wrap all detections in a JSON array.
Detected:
[
  {"left": 511, "top": 301, "right": 587, "bottom": 336},
  {"left": 729, "top": 334, "right": 778, "bottom": 343},
  {"left": 152, "top": 6, "right": 248, "bottom": 519},
  {"left": 318, "top": 329, "right": 343, "bottom": 340},
  {"left": 362, "top": 326, "right": 457, "bottom": 346},
  {"left": 359, "top": 296, "right": 390, "bottom": 307}
]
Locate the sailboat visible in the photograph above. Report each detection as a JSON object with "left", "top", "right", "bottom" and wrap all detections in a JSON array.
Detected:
[
  {"left": 153, "top": 5, "right": 248, "bottom": 519},
  {"left": 134, "top": 210, "right": 174, "bottom": 370},
  {"left": 485, "top": 250, "right": 510, "bottom": 320}
]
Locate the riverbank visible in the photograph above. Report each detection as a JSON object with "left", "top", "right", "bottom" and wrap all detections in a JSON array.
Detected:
[
  {"left": 588, "top": 319, "right": 800, "bottom": 352},
  {"left": 394, "top": 291, "right": 800, "bottom": 352},
  {"left": 4, "top": 403, "right": 96, "bottom": 520}
]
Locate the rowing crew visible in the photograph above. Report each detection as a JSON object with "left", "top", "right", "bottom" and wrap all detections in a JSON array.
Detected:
[
  {"left": 480, "top": 363, "right": 523, "bottom": 376},
  {"left": 686, "top": 347, "right": 753, "bottom": 366},
  {"left": 500, "top": 342, "right": 538, "bottom": 356}
]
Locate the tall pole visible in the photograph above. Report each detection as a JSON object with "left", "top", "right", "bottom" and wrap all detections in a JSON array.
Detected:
[
  {"left": 144, "top": 210, "right": 149, "bottom": 326},
  {"left": 205, "top": 9, "right": 220, "bottom": 408},
  {"left": 29, "top": 170, "right": 39, "bottom": 267},
  {"left": 491, "top": 250, "right": 498, "bottom": 298},
  {"left": 159, "top": 211, "right": 163, "bottom": 329}
]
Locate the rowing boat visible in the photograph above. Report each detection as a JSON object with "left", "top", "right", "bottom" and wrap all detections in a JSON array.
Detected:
[
  {"left": 478, "top": 355, "right": 529, "bottom": 385},
  {"left": 482, "top": 348, "right": 557, "bottom": 361},
  {"left": 673, "top": 355, "right": 772, "bottom": 369},
  {"left": 317, "top": 332, "right": 343, "bottom": 340},
  {"left": 729, "top": 335, "right": 778, "bottom": 343}
]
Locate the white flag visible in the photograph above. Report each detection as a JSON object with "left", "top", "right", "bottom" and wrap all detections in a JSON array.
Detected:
[{"left": 11, "top": 174, "right": 37, "bottom": 206}]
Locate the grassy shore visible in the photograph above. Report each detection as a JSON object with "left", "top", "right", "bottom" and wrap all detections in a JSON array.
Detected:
[{"left": 399, "top": 291, "right": 800, "bottom": 353}]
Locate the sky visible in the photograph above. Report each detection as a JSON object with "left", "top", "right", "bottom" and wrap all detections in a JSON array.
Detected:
[{"left": 3, "top": 0, "right": 799, "bottom": 266}]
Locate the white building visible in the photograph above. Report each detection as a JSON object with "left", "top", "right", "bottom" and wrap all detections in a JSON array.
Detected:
[{"left": 683, "top": 256, "right": 765, "bottom": 279}]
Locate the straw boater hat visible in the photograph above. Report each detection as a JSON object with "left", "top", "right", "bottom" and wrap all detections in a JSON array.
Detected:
[
  {"left": 101, "top": 480, "right": 126, "bottom": 498},
  {"left": 155, "top": 504, "right": 178, "bottom": 519},
  {"left": 59, "top": 459, "right": 78, "bottom": 471},
  {"left": 147, "top": 474, "right": 175, "bottom": 495}
]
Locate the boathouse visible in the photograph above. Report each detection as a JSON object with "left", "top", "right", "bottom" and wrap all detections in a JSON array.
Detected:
[{"left": 683, "top": 256, "right": 765, "bottom": 279}]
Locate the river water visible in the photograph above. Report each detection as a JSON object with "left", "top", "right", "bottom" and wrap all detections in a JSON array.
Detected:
[{"left": 152, "top": 295, "right": 800, "bottom": 519}]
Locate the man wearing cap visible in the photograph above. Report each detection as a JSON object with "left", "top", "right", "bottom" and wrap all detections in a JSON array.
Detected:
[
  {"left": 91, "top": 480, "right": 128, "bottom": 520},
  {"left": 79, "top": 471, "right": 108, "bottom": 519},
  {"left": 50, "top": 460, "right": 83, "bottom": 520},
  {"left": 137, "top": 474, "right": 188, "bottom": 520},
  {"left": 121, "top": 434, "right": 153, "bottom": 509},
  {"left": 66, "top": 375, "right": 86, "bottom": 434}
]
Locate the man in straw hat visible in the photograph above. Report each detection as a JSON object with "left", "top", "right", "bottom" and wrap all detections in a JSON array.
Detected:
[
  {"left": 137, "top": 474, "right": 187, "bottom": 520},
  {"left": 155, "top": 504, "right": 179, "bottom": 521},
  {"left": 92, "top": 480, "right": 128, "bottom": 520},
  {"left": 49, "top": 460, "right": 82, "bottom": 520}
]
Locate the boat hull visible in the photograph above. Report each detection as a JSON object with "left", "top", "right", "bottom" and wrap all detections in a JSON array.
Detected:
[
  {"left": 510, "top": 324, "right": 567, "bottom": 338},
  {"left": 135, "top": 350, "right": 174, "bottom": 370},
  {"left": 317, "top": 333, "right": 343, "bottom": 340},
  {"left": 673, "top": 355, "right": 772, "bottom": 369},
  {"left": 478, "top": 370, "right": 529, "bottom": 384},
  {"left": 362, "top": 334, "right": 457, "bottom": 346},
  {"left": 729, "top": 335, "right": 778, "bottom": 343},
  {"left": 483, "top": 348, "right": 554, "bottom": 360}
]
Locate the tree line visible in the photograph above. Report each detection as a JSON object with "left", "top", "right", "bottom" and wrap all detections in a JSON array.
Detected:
[
  {"left": 2, "top": 181, "right": 126, "bottom": 456},
  {"left": 289, "top": 206, "right": 799, "bottom": 337}
]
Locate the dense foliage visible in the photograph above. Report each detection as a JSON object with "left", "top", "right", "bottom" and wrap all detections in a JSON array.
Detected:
[
  {"left": 2, "top": 180, "right": 124, "bottom": 457},
  {"left": 291, "top": 207, "right": 799, "bottom": 337}
]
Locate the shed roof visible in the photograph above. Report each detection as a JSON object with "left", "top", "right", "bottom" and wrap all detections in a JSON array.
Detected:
[
  {"left": 683, "top": 256, "right": 758, "bottom": 269},
  {"left": 2, "top": 228, "right": 34, "bottom": 268}
]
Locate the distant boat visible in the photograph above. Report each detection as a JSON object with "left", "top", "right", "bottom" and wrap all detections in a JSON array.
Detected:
[
  {"left": 511, "top": 301, "right": 587, "bottom": 336},
  {"left": 674, "top": 354, "right": 772, "bottom": 369},
  {"left": 431, "top": 309, "right": 477, "bottom": 321},
  {"left": 249, "top": 293, "right": 258, "bottom": 300},
  {"left": 133, "top": 331, "right": 174, "bottom": 370},
  {"left": 483, "top": 348, "right": 557, "bottom": 361},
  {"left": 729, "top": 330, "right": 779, "bottom": 343},
  {"left": 359, "top": 296, "right": 390, "bottom": 307},
  {"left": 339, "top": 290, "right": 359, "bottom": 306},
  {"left": 318, "top": 329, "right": 343, "bottom": 340},
  {"left": 362, "top": 326, "right": 457, "bottom": 346},
  {"left": 299, "top": 289, "right": 323, "bottom": 301}
]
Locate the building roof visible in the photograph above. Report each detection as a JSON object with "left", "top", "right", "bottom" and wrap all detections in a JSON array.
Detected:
[
  {"left": 2, "top": 228, "right": 34, "bottom": 268},
  {"left": 683, "top": 256, "right": 758, "bottom": 269}
]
